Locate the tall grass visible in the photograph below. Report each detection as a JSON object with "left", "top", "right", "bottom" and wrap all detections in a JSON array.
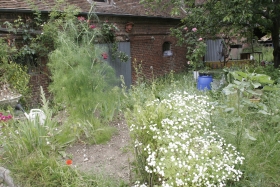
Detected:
[
  {"left": 47, "top": 15, "right": 123, "bottom": 144},
  {"left": 0, "top": 88, "right": 127, "bottom": 186}
]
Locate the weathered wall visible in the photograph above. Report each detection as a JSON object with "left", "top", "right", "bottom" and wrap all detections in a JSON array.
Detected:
[
  {"left": 106, "top": 16, "right": 187, "bottom": 83},
  {"left": 0, "top": 12, "right": 51, "bottom": 107},
  {"left": 0, "top": 12, "right": 188, "bottom": 106}
]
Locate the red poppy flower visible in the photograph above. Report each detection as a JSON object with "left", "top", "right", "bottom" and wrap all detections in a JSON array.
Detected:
[{"left": 66, "top": 159, "right": 72, "bottom": 165}]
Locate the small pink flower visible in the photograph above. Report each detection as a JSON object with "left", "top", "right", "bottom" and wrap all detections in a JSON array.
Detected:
[
  {"left": 78, "top": 16, "right": 85, "bottom": 21},
  {"left": 192, "top": 28, "right": 197, "bottom": 32},
  {"left": 184, "top": 27, "right": 188, "bottom": 31},
  {"left": 1, "top": 116, "right": 10, "bottom": 122},
  {"left": 89, "top": 24, "right": 96, "bottom": 29},
  {"left": 198, "top": 37, "right": 203, "bottom": 41},
  {"left": 187, "top": 61, "right": 190, "bottom": 64},
  {"left": 105, "top": 20, "right": 108, "bottom": 23}
]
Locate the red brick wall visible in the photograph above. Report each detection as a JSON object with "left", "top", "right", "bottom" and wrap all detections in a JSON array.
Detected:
[
  {"left": 108, "top": 16, "right": 188, "bottom": 83},
  {"left": 1, "top": 12, "right": 188, "bottom": 106},
  {"left": 28, "top": 57, "right": 51, "bottom": 108},
  {"left": 130, "top": 35, "right": 187, "bottom": 82}
]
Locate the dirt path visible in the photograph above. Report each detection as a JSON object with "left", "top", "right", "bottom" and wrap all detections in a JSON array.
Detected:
[{"left": 66, "top": 119, "right": 134, "bottom": 183}]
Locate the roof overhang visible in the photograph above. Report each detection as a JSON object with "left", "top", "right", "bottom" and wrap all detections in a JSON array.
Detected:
[{"left": 0, "top": 8, "right": 181, "bottom": 20}]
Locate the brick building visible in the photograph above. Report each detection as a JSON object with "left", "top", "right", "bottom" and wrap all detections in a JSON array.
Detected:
[{"left": 0, "top": 0, "right": 188, "bottom": 106}]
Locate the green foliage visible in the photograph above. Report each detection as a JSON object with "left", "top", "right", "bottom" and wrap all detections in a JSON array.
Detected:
[
  {"left": 101, "top": 20, "right": 119, "bottom": 43},
  {"left": 0, "top": 38, "right": 30, "bottom": 98},
  {"left": 0, "top": 61, "right": 30, "bottom": 98},
  {"left": 9, "top": 151, "right": 126, "bottom": 187},
  {"left": 223, "top": 70, "right": 276, "bottom": 99},
  {"left": 210, "top": 69, "right": 280, "bottom": 186},
  {"left": 0, "top": 87, "right": 126, "bottom": 186},
  {"left": 124, "top": 71, "right": 244, "bottom": 186},
  {"left": 261, "top": 47, "right": 274, "bottom": 63},
  {"left": 122, "top": 62, "right": 195, "bottom": 111},
  {"left": 211, "top": 94, "right": 280, "bottom": 186},
  {"left": 4, "top": 15, "right": 43, "bottom": 68},
  {"left": 253, "top": 83, "right": 280, "bottom": 128},
  {"left": 172, "top": 27, "right": 206, "bottom": 70},
  {"left": 141, "top": 0, "right": 280, "bottom": 67},
  {"left": 0, "top": 38, "right": 11, "bottom": 62},
  {"left": 0, "top": 88, "right": 76, "bottom": 163},
  {"left": 124, "top": 70, "right": 280, "bottom": 186},
  {"left": 246, "top": 64, "right": 280, "bottom": 84},
  {"left": 2, "top": 0, "right": 82, "bottom": 70},
  {"left": 47, "top": 14, "right": 122, "bottom": 144}
]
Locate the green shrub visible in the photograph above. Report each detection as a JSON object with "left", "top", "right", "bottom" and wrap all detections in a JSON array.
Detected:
[
  {"left": 261, "top": 46, "right": 273, "bottom": 63},
  {"left": 0, "top": 39, "right": 30, "bottom": 98},
  {"left": 0, "top": 61, "right": 30, "bottom": 97},
  {"left": 48, "top": 16, "right": 122, "bottom": 132},
  {"left": 210, "top": 69, "right": 280, "bottom": 186}
]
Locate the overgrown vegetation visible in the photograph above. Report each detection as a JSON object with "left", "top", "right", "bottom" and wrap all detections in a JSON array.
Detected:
[
  {"left": 1, "top": 0, "right": 280, "bottom": 186},
  {"left": 124, "top": 65, "right": 280, "bottom": 187},
  {"left": 0, "top": 87, "right": 128, "bottom": 187},
  {"left": 0, "top": 38, "right": 31, "bottom": 102},
  {"left": 1, "top": 61, "right": 280, "bottom": 186},
  {"left": 0, "top": 1, "right": 127, "bottom": 186}
]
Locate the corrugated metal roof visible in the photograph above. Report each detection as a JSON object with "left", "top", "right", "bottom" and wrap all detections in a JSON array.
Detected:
[{"left": 0, "top": 0, "right": 178, "bottom": 18}]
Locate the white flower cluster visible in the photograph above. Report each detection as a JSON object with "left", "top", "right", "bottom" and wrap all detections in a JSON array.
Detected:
[{"left": 130, "top": 91, "right": 244, "bottom": 187}]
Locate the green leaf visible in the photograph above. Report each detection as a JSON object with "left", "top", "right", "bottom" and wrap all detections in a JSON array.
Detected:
[
  {"left": 58, "top": 151, "right": 67, "bottom": 158},
  {"left": 245, "top": 129, "right": 256, "bottom": 141},
  {"left": 251, "top": 82, "right": 262, "bottom": 89},
  {"left": 271, "top": 115, "right": 280, "bottom": 123},
  {"left": 256, "top": 74, "right": 274, "bottom": 84},
  {"left": 246, "top": 89, "right": 261, "bottom": 95},
  {"left": 225, "top": 107, "right": 235, "bottom": 112},
  {"left": 262, "top": 86, "right": 279, "bottom": 91},
  {"left": 235, "top": 71, "right": 248, "bottom": 79},
  {"left": 258, "top": 110, "right": 270, "bottom": 115},
  {"left": 231, "top": 73, "right": 243, "bottom": 81},
  {"left": 222, "top": 84, "right": 237, "bottom": 95}
]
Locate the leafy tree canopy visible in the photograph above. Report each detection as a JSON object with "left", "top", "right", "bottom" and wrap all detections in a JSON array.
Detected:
[{"left": 141, "top": 0, "right": 280, "bottom": 68}]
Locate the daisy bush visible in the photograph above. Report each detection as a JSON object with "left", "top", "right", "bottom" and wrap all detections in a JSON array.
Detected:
[{"left": 127, "top": 91, "right": 244, "bottom": 187}]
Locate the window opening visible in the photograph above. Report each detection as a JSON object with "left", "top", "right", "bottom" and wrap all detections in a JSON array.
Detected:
[{"left": 163, "top": 42, "right": 173, "bottom": 57}]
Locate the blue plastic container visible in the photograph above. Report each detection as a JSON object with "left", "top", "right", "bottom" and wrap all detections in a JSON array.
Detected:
[{"left": 197, "top": 75, "right": 213, "bottom": 90}]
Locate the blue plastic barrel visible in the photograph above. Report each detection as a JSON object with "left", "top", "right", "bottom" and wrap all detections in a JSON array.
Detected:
[{"left": 197, "top": 75, "right": 213, "bottom": 90}]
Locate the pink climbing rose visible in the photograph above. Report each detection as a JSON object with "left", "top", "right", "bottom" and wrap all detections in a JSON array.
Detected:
[
  {"left": 77, "top": 16, "right": 86, "bottom": 21},
  {"left": 89, "top": 24, "right": 96, "bottom": 29},
  {"left": 192, "top": 28, "right": 197, "bottom": 32}
]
